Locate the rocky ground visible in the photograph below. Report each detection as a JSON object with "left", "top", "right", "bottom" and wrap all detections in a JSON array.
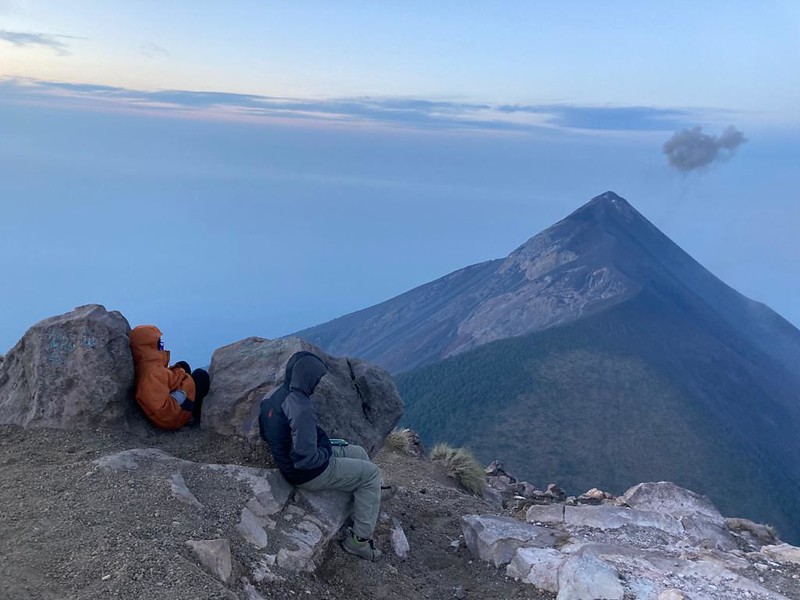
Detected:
[{"left": 0, "top": 424, "right": 549, "bottom": 600}]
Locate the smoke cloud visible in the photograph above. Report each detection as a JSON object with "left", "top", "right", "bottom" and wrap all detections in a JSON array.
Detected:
[{"left": 663, "top": 125, "right": 747, "bottom": 172}]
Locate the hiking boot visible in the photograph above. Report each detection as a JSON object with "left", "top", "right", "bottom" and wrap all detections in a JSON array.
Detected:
[{"left": 341, "top": 531, "right": 382, "bottom": 561}]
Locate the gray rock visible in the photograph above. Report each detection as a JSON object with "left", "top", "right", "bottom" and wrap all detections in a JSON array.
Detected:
[
  {"left": 564, "top": 505, "right": 683, "bottom": 535},
  {"left": 658, "top": 590, "right": 685, "bottom": 600},
  {"left": 762, "top": 543, "right": 800, "bottom": 565},
  {"left": 623, "top": 482, "right": 724, "bottom": 526},
  {"left": 546, "top": 483, "right": 567, "bottom": 500},
  {"left": 203, "top": 336, "right": 403, "bottom": 454},
  {"left": 461, "top": 515, "right": 561, "bottom": 567},
  {"left": 557, "top": 551, "right": 624, "bottom": 600},
  {"left": 170, "top": 472, "right": 202, "bottom": 508},
  {"left": 93, "top": 448, "right": 350, "bottom": 575},
  {"left": 481, "top": 486, "right": 503, "bottom": 508},
  {"left": 237, "top": 507, "right": 269, "bottom": 549},
  {"left": 506, "top": 547, "right": 564, "bottom": 592},
  {"left": 681, "top": 515, "right": 736, "bottom": 551},
  {"left": 391, "top": 518, "right": 410, "bottom": 558},
  {"left": 186, "top": 538, "right": 232, "bottom": 583},
  {"left": 0, "top": 304, "right": 138, "bottom": 430},
  {"left": 526, "top": 503, "right": 565, "bottom": 525},
  {"left": 622, "top": 482, "right": 738, "bottom": 550}
]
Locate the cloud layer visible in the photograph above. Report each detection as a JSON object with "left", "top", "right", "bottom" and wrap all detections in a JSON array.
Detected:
[
  {"left": 663, "top": 126, "right": 747, "bottom": 172},
  {"left": 0, "top": 77, "right": 711, "bottom": 134},
  {"left": 0, "top": 30, "right": 80, "bottom": 55}
]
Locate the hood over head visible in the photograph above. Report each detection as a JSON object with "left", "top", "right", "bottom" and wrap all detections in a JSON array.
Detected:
[
  {"left": 289, "top": 352, "right": 328, "bottom": 395},
  {"left": 130, "top": 325, "right": 169, "bottom": 367}
]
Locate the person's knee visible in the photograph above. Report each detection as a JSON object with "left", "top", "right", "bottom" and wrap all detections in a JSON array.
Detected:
[
  {"left": 351, "top": 445, "right": 369, "bottom": 461},
  {"left": 191, "top": 368, "right": 211, "bottom": 401},
  {"left": 363, "top": 463, "right": 381, "bottom": 488}
]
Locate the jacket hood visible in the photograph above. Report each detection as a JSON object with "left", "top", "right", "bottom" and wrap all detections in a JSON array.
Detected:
[
  {"left": 130, "top": 325, "right": 169, "bottom": 367},
  {"left": 289, "top": 352, "right": 328, "bottom": 395}
]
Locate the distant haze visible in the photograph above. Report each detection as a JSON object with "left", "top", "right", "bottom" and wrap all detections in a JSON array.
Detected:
[{"left": 0, "top": 1, "right": 798, "bottom": 365}]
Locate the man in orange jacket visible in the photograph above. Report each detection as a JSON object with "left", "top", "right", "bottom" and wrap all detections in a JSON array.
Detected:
[{"left": 129, "top": 325, "right": 210, "bottom": 430}]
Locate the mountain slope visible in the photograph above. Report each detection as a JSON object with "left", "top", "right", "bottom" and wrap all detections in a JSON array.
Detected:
[
  {"left": 298, "top": 191, "right": 800, "bottom": 541},
  {"left": 395, "top": 290, "right": 800, "bottom": 542},
  {"left": 298, "top": 192, "right": 800, "bottom": 377}
]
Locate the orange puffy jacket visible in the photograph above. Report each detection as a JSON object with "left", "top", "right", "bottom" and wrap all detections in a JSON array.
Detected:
[{"left": 129, "top": 325, "right": 196, "bottom": 430}]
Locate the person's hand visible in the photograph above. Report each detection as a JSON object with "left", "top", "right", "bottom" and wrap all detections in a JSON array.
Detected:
[{"left": 170, "top": 390, "right": 194, "bottom": 412}]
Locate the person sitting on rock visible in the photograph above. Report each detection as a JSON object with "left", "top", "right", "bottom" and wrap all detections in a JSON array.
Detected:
[
  {"left": 259, "top": 351, "right": 384, "bottom": 561},
  {"left": 129, "top": 325, "right": 210, "bottom": 430}
]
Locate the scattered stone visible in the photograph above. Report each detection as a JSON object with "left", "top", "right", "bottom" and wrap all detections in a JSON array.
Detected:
[
  {"left": 237, "top": 507, "right": 269, "bottom": 549},
  {"left": 545, "top": 484, "right": 566, "bottom": 501},
  {"left": 481, "top": 486, "right": 503, "bottom": 508},
  {"left": 762, "top": 543, "right": 800, "bottom": 565},
  {"left": 94, "top": 447, "right": 351, "bottom": 576},
  {"left": 520, "top": 482, "right": 537, "bottom": 498},
  {"left": 391, "top": 518, "right": 410, "bottom": 558},
  {"left": 203, "top": 336, "right": 403, "bottom": 453},
  {"left": 186, "top": 538, "right": 232, "bottom": 583},
  {"left": 658, "top": 590, "right": 685, "bottom": 600},
  {"left": 170, "top": 472, "right": 202, "bottom": 508}
]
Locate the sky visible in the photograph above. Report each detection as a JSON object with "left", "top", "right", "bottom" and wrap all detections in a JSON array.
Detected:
[{"left": 1, "top": 1, "right": 798, "bottom": 367}]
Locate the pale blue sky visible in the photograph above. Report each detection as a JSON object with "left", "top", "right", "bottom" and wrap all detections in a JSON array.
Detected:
[{"left": 0, "top": 1, "right": 798, "bottom": 365}]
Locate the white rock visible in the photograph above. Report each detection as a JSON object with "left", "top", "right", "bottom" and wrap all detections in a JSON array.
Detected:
[
  {"left": 557, "top": 551, "right": 624, "bottom": 600},
  {"left": 391, "top": 519, "right": 410, "bottom": 558},
  {"left": 658, "top": 590, "right": 685, "bottom": 600},
  {"left": 186, "top": 538, "right": 232, "bottom": 583},
  {"left": 623, "top": 482, "right": 724, "bottom": 526},
  {"left": 564, "top": 505, "right": 683, "bottom": 535},
  {"left": 170, "top": 472, "right": 202, "bottom": 508},
  {"left": 526, "top": 503, "right": 565, "bottom": 525},
  {"left": 763, "top": 543, "right": 800, "bottom": 566},
  {"left": 237, "top": 507, "right": 269, "bottom": 549},
  {"left": 506, "top": 547, "right": 564, "bottom": 592},
  {"left": 461, "top": 515, "right": 560, "bottom": 568}
]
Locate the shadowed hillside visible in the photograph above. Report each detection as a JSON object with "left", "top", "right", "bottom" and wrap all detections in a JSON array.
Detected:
[{"left": 396, "top": 290, "right": 800, "bottom": 543}]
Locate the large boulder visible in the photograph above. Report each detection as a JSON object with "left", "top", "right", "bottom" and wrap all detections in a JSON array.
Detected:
[
  {"left": 0, "top": 304, "right": 137, "bottom": 429},
  {"left": 460, "top": 515, "right": 563, "bottom": 567},
  {"left": 202, "top": 336, "right": 404, "bottom": 454},
  {"left": 623, "top": 481, "right": 735, "bottom": 550}
]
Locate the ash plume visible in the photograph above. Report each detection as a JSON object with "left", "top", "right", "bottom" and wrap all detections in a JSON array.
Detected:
[{"left": 663, "top": 125, "right": 747, "bottom": 172}]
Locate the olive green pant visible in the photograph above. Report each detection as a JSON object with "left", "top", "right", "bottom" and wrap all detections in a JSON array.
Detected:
[{"left": 297, "top": 444, "right": 381, "bottom": 539}]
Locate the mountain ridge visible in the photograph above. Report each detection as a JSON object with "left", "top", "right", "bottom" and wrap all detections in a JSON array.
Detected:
[
  {"left": 297, "top": 191, "right": 800, "bottom": 542},
  {"left": 297, "top": 191, "right": 799, "bottom": 377}
]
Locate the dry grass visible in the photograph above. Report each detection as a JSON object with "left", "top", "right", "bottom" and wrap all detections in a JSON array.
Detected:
[
  {"left": 430, "top": 442, "right": 486, "bottom": 496},
  {"left": 385, "top": 428, "right": 417, "bottom": 454}
]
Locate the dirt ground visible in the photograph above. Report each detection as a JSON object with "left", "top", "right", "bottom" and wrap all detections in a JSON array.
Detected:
[{"left": 0, "top": 425, "right": 552, "bottom": 600}]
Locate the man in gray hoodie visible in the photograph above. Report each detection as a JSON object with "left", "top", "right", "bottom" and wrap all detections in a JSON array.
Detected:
[{"left": 259, "top": 351, "right": 383, "bottom": 561}]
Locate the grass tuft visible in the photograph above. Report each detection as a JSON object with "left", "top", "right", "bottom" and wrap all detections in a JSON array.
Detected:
[
  {"left": 385, "top": 428, "right": 417, "bottom": 454},
  {"left": 430, "top": 442, "right": 486, "bottom": 496}
]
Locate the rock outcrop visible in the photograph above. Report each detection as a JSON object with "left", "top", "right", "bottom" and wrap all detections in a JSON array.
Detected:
[
  {"left": 465, "top": 481, "right": 800, "bottom": 599},
  {"left": 91, "top": 447, "right": 352, "bottom": 585},
  {"left": 0, "top": 304, "right": 137, "bottom": 430},
  {"left": 202, "top": 336, "right": 403, "bottom": 453}
]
